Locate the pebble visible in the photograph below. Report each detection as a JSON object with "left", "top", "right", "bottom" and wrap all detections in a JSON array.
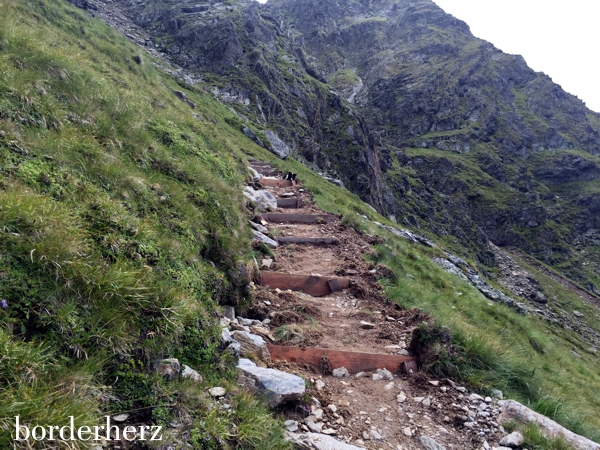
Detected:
[
  {"left": 384, "top": 382, "right": 395, "bottom": 391},
  {"left": 403, "top": 427, "right": 412, "bottom": 437},
  {"left": 333, "top": 367, "right": 350, "bottom": 378},
  {"left": 397, "top": 392, "right": 407, "bottom": 403},
  {"left": 369, "top": 430, "right": 384, "bottom": 440},
  {"left": 327, "top": 404, "right": 338, "bottom": 413},
  {"left": 360, "top": 320, "right": 375, "bottom": 329},
  {"left": 315, "top": 379, "right": 326, "bottom": 391},
  {"left": 284, "top": 420, "right": 298, "bottom": 432},
  {"left": 428, "top": 380, "right": 440, "bottom": 387}
]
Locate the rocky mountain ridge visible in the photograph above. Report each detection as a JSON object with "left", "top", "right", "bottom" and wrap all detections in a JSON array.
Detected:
[{"left": 82, "top": 0, "right": 600, "bottom": 290}]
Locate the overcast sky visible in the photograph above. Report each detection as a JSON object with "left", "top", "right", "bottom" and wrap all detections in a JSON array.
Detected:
[{"left": 423, "top": 0, "right": 600, "bottom": 113}]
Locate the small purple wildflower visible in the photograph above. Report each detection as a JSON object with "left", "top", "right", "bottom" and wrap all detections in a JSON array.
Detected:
[{"left": 0, "top": 300, "right": 8, "bottom": 310}]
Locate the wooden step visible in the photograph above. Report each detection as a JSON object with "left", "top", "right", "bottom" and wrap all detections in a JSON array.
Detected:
[
  {"left": 278, "top": 237, "right": 337, "bottom": 246},
  {"left": 259, "top": 271, "right": 349, "bottom": 297},
  {"left": 259, "top": 213, "right": 337, "bottom": 224},
  {"left": 259, "top": 178, "right": 294, "bottom": 187},
  {"left": 276, "top": 198, "right": 303, "bottom": 208},
  {"left": 267, "top": 344, "right": 418, "bottom": 375}
]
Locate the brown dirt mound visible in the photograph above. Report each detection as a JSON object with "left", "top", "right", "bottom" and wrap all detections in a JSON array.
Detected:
[{"left": 270, "top": 311, "right": 305, "bottom": 327}]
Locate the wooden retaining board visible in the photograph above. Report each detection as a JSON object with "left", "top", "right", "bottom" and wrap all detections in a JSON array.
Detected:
[
  {"left": 278, "top": 237, "right": 337, "bottom": 246},
  {"left": 259, "top": 271, "right": 349, "bottom": 297},
  {"left": 276, "top": 198, "right": 303, "bottom": 208},
  {"left": 259, "top": 213, "right": 337, "bottom": 224},
  {"left": 267, "top": 344, "right": 417, "bottom": 374},
  {"left": 259, "top": 178, "right": 293, "bottom": 187}
]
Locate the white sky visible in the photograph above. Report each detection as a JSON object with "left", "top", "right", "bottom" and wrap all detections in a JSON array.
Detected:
[{"left": 432, "top": 0, "right": 600, "bottom": 113}]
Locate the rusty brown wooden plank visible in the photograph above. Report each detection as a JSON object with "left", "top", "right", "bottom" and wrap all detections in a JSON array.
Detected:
[
  {"left": 259, "top": 178, "right": 293, "bottom": 187},
  {"left": 278, "top": 237, "right": 337, "bottom": 246},
  {"left": 277, "top": 198, "right": 301, "bottom": 208},
  {"left": 328, "top": 279, "right": 342, "bottom": 292},
  {"left": 259, "top": 213, "right": 337, "bottom": 224},
  {"left": 267, "top": 344, "right": 417, "bottom": 374},
  {"left": 259, "top": 271, "right": 349, "bottom": 297}
]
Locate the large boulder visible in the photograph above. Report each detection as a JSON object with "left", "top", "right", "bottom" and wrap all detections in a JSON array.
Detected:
[
  {"left": 230, "top": 331, "right": 271, "bottom": 362},
  {"left": 251, "top": 229, "right": 278, "bottom": 248},
  {"left": 253, "top": 190, "right": 277, "bottom": 211},
  {"left": 498, "top": 400, "right": 600, "bottom": 450},
  {"left": 237, "top": 358, "right": 305, "bottom": 408}
]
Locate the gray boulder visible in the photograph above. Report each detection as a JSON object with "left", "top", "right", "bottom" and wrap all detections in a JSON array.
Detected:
[
  {"left": 332, "top": 367, "right": 350, "bottom": 378},
  {"left": 181, "top": 364, "right": 202, "bottom": 383},
  {"left": 242, "top": 127, "right": 264, "bottom": 147},
  {"left": 499, "top": 431, "right": 524, "bottom": 448},
  {"left": 286, "top": 431, "right": 365, "bottom": 449},
  {"left": 237, "top": 358, "right": 305, "bottom": 407},
  {"left": 263, "top": 130, "right": 290, "bottom": 159},
  {"left": 253, "top": 190, "right": 277, "bottom": 211},
  {"left": 231, "top": 331, "right": 271, "bottom": 362}
]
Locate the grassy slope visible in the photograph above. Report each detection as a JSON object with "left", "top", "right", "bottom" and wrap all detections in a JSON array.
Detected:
[{"left": 1, "top": 0, "right": 599, "bottom": 448}]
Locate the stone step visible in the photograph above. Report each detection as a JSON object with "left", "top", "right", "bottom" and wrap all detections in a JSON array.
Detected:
[
  {"left": 267, "top": 344, "right": 418, "bottom": 375},
  {"left": 259, "top": 178, "right": 295, "bottom": 187},
  {"left": 259, "top": 271, "right": 350, "bottom": 297},
  {"left": 259, "top": 213, "right": 337, "bottom": 224},
  {"left": 276, "top": 198, "right": 303, "bottom": 208},
  {"left": 278, "top": 237, "right": 337, "bottom": 246}
]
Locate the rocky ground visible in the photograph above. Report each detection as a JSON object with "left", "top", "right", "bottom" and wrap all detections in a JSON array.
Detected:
[{"left": 222, "top": 165, "right": 600, "bottom": 450}]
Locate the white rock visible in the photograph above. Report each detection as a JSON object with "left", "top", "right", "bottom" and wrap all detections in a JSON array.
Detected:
[
  {"left": 315, "top": 379, "right": 326, "bottom": 391},
  {"left": 422, "top": 397, "right": 431, "bottom": 407},
  {"left": 374, "top": 368, "right": 393, "bottom": 381},
  {"left": 112, "top": 414, "right": 129, "bottom": 422},
  {"left": 499, "top": 431, "right": 524, "bottom": 448},
  {"left": 231, "top": 330, "right": 271, "bottom": 362},
  {"left": 403, "top": 427, "right": 412, "bottom": 437},
  {"left": 360, "top": 321, "right": 375, "bottom": 329},
  {"left": 369, "top": 430, "right": 384, "bottom": 441},
  {"left": 209, "top": 387, "right": 226, "bottom": 397},
  {"left": 285, "top": 420, "right": 298, "bottom": 432},
  {"left": 251, "top": 229, "right": 278, "bottom": 248},
  {"left": 417, "top": 436, "right": 447, "bottom": 450},
  {"left": 328, "top": 404, "right": 338, "bottom": 413},
  {"left": 428, "top": 380, "right": 440, "bottom": 387},
  {"left": 181, "top": 364, "right": 203, "bottom": 383},
  {"left": 413, "top": 397, "right": 425, "bottom": 403},
  {"left": 313, "top": 409, "right": 324, "bottom": 420},
  {"left": 305, "top": 416, "right": 323, "bottom": 433},
  {"left": 253, "top": 190, "right": 278, "bottom": 211},
  {"left": 237, "top": 358, "right": 305, "bottom": 408},
  {"left": 333, "top": 367, "right": 350, "bottom": 378},
  {"left": 397, "top": 392, "right": 407, "bottom": 403}
]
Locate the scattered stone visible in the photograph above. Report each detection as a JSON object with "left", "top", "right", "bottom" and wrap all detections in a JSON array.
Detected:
[
  {"left": 485, "top": 396, "right": 492, "bottom": 403},
  {"left": 155, "top": 358, "right": 180, "bottom": 381},
  {"left": 397, "top": 392, "right": 407, "bottom": 403},
  {"left": 403, "top": 427, "right": 412, "bottom": 437},
  {"left": 251, "top": 229, "right": 279, "bottom": 248},
  {"left": 237, "top": 358, "right": 305, "bottom": 408},
  {"left": 286, "top": 431, "right": 366, "bottom": 449},
  {"left": 355, "top": 372, "right": 366, "bottom": 378},
  {"left": 231, "top": 330, "right": 271, "bottom": 362},
  {"left": 383, "top": 382, "right": 394, "bottom": 391},
  {"left": 360, "top": 321, "right": 375, "bottom": 329},
  {"left": 249, "top": 220, "right": 269, "bottom": 234},
  {"left": 397, "top": 349, "right": 410, "bottom": 356},
  {"left": 250, "top": 326, "right": 276, "bottom": 342},
  {"left": 261, "top": 258, "right": 273, "bottom": 268},
  {"left": 181, "top": 364, "right": 202, "bottom": 383},
  {"left": 573, "top": 310, "right": 584, "bottom": 318},
  {"left": 386, "top": 316, "right": 396, "bottom": 321},
  {"left": 209, "top": 387, "right": 226, "bottom": 397},
  {"left": 373, "top": 368, "right": 393, "bottom": 381},
  {"left": 285, "top": 420, "right": 298, "bottom": 432},
  {"left": 428, "top": 380, "right": 440, "bottom": 387},
  {"left": 315, "top": 380, "right": 326, "bottom": 391},
  {"left": 254, "top": 190, "right": 278, "bottom": 211},
  {"left": 305, "top": 416, "right": 324, "bottom": 433},
  {"left": 333, "top": 367, "right": 350, "bottom": 378},
  {"left": 322, "top": 428, "right": 337, "bottom": 435},
  {"left": 499, "top": 431, "right": 524, "bottom": 448},
  {"left": 313, "top": 409, "right": 324, "bottom": 420},
  {"left": 422, "top": 397, "right": 431, "bottom": 407},
  {"left": 369, "top": 430, "right": 383, "bottom": 441},
  {"left": 417, "top": 435, "right": 446, "bottom": 450},
  {"left": 112, "top": 414, "right": 129, "bottom": 422},
  {"left": 327, "top": 404, "right": 338, "bottom": 413}
]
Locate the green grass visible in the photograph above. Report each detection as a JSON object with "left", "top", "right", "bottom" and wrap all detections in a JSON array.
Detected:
[{"left": 0, "top": 0, "right": 291, "bottom": 447}]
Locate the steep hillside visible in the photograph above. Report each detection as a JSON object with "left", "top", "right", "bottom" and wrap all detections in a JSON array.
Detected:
[
  {"left": 3, "top": 0, "right": 600, "bottom": 449},
  {"left": 107, "top": 0, "right": 600, "bottom": 287}
]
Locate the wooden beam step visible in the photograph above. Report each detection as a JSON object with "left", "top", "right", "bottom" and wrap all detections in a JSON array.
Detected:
[
  {"left": 259, "top": 213, "right": 337, "bottom": 224},
  {"left": 278, "top": 237, "right": 337, "bottom": 246},
  {"left": 276, "top": 198, "right": 304, "bottom": 208},
  {"left": 259, "top": 271, "right": 349, "bottom": 297},
  {"left": 259, "top": 178, "right": 293, "bottom": 187},
  {"left": 267, "top": 344, "right": 418, "bottom": 375}
]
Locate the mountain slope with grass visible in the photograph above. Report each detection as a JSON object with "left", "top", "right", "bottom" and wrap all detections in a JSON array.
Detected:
[
  {"left": 1, "top": 0, "right": 600, "bottom": 449},
  {"left": 107, "top": 0, "right": 600, "bottom": 288}
]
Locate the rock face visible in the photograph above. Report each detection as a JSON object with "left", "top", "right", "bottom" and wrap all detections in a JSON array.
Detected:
[
  {"left": 498, "top": 400, "right": 600, "bottom": 450},
  {"left": 237, "top": 358, "right": 306, "bottom": 408},
  {"left": 106, "top": 0, "right": 600, "bottom": 284}
]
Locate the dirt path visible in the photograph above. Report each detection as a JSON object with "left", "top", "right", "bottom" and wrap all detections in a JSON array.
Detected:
[{"left": 248, "top": 168, "right": 506, "bottom": 450}]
